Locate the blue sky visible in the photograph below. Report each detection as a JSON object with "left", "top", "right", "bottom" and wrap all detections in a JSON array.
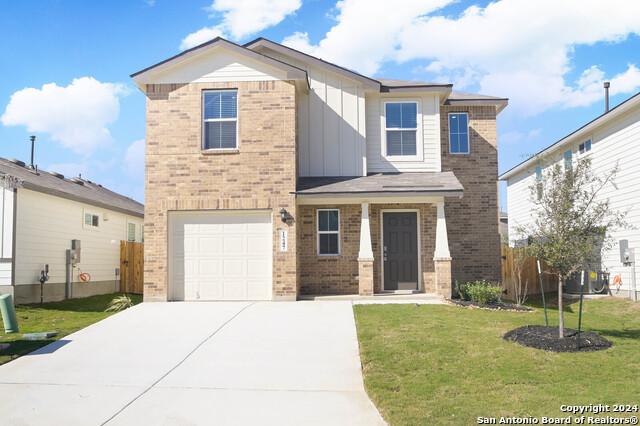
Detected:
[{"left": 1, "top": 0, "right": 639, "bottom": 208}]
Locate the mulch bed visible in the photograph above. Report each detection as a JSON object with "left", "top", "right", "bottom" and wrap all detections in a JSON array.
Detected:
[
  {"left": 504, "top": 325, "right": 613, "bottom": 352},
  {"left": 446, "top": 298, "right": 534, "bottom": 312}
]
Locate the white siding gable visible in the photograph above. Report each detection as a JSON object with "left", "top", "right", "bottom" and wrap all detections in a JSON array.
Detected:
[
  {"left": 149, "top": 47, "right": 288, "bottom": 84},
  {"left": 257, "top": 47, "right": 367, "bottom": 177}
]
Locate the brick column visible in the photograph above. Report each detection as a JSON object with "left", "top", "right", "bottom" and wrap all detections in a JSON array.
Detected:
[
  {"left": 358, "top": 258, "right": 374, "bottom": 296},
  {"left": 434, "top": 257, "right": 452, "bottom": 298}
]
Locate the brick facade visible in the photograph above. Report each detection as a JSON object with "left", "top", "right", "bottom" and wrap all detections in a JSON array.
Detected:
[
  {"left": 440, "top": 105, "right": 501, "bottom": 286},
  {"left": 144, "top": 80, "right": 297, "bottom": 301}
]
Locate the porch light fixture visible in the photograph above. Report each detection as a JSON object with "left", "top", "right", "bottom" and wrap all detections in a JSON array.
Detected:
[{"left": 280, "top": 208, "right": 287, "bottom": 222}]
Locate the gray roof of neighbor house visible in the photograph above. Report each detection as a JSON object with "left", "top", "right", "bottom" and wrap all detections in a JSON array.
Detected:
[
  {"left": 499, "top": 90, "right": 640, "bottom": 181},
  {"left": 0, "top": 157, "right": 144, "bottom": 217},
  {"left": 295, "top": 172, "right": 464, "bottom": 198}
]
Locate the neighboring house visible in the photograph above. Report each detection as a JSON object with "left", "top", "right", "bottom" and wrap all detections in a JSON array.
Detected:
[
  {"left": 0, "top": 157, "right": 144, "bottom": 304},
  {"left": 499, "top": 212, "right": 508, "bottom": 240},
  {"left": 500, "top": 91, "right": 640, "bottom": 298},
  {"left": 132, "top": 37, "right": 507, "bottom": 302}
]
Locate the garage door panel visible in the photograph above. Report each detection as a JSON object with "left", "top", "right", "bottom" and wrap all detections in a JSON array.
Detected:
[{"left": 170, "top": 212, "right": 272, "bottom": 301}]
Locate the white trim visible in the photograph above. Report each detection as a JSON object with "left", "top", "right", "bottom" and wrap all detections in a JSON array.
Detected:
[
  {"left": 380, "top": 209, "right": 422, "bottom": 292},
  {"left": 381, "top": 99, "right": 423, "bottom": 162},
  {"left": 202, "top": 90, "right": 239, "bottom": 151},
  {"left": 448, "top": 112, "right": 470, "bottom": 155},
  {"left": 126, "top": 221, "right": 137, "bottom": 242},
  {"left": 317, "top": 208, "right": 340, "bottom": 256},
  {"left": 297, "top": 196, "right": 444, "bottom": 205}
]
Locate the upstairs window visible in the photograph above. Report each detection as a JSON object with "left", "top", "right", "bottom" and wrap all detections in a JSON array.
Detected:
[
  {"left": 317, "top": 209, "right": 340, "bottom": 255},
  {"left": 84, "top": 212, "right": 99, "bottom": 228},
  {"left": 536, "top": 166, "right": 543, "bottom": 200},
  {"left": 128, "top": 223, "right": 136, "bottom": 242},
  {"left": 564, "top": 150, "right": 573, "bottom": 170},
  {"left": 579, "top": 139, "right": 592, "bottom": 154},
  {"left": 385, "top": 102, "right": 417, "bottom": 156},
  {"left": 203, "top": 91, "right": 237, "bottom": 150},
  {"left": 449, "top": 113, "right": 469, "bottom": 154}
]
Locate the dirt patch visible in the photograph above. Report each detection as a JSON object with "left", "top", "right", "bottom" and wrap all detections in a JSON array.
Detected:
[
  {"left": 446, "top": 299, "right": 534, "bottom": 312},
  {"left": 504, "top": 325, "right": 613, "bottom": 352}
]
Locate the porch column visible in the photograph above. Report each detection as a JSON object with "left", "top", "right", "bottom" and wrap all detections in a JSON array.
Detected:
[
  {"left": 434, "top": 201, "right": 452, "bottom": 298},
  {"left": 358, "top": 202, "right": 374, "bottom": 296}
]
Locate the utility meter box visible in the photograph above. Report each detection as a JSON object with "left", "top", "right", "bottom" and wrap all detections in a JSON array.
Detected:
[
  {"left": 68, "top": 239, "right": 81, "bottom": 264},
  {"left": 620, "top": 240, "right": 629, "bottom": 263}
]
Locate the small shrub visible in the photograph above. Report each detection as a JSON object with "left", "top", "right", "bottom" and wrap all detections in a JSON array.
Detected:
[
  {"left": 455, "top": 281, "right": 471, "bottom": 300},
  {"left": 105, "top": 294, "right": 134, "bottom": 312},
  {"left": 467, "top": 280, "right": 503, "bottom": 305}
]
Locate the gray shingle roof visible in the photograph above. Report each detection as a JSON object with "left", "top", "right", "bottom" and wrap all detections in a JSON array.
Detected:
[
  {"left": 295, "top": 172, "right": 464, "bottom": 198},
  {"left": 0, "top": 157, "right": 144, "bottom": 217}
]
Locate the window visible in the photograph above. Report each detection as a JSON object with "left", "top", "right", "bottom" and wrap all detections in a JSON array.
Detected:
[
  {"left": 203, "top": 90, "right": 237, "bottom": 150},
  {"left": 536, "top": 166, "right": 543, "bottom": 200},
  {"left": 563, "top": 150, "right": 573, "bottom": 170},
  {"left": 579, "top": 139, "right": 592, "bottom": 154},
  {"left": 449, "top": 113, "right": 469, "bottom": 154},
  {"left": 128, "top": 223, "right": 136, "bottom": 242},
  {"left": 317, "top": 209, "right": 340, "bottom": 255},
  {"left": 141, "top": 225, "right": 144, "bottom": 243},
  {"left": 385, "top": 102, "right": 417, "bottom": 156},
  {"left": 535, "top": 166, "right": 542, "bottom": 182},
  {"left": 84, "top": 212, "right": 99, "bottom": 228}
]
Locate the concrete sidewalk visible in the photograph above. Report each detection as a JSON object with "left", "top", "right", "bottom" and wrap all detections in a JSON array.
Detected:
[{"left": 0, "top": 301, "right": 385, "bottom": 425}]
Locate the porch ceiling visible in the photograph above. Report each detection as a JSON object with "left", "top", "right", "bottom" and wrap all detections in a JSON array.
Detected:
[{"left": 294, "top": 172, "right": 464, "bottom": 200}]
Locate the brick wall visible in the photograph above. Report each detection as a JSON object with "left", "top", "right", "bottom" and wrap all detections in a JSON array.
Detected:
[
  {"left": 440, "top": 105, "right": 501, "bottom": 285},
  {"left": 144, "top": 81, "right": 297, "bottom": 301},
  {"left": 298, "top": 203, "right": 437, "bottom": 295}
]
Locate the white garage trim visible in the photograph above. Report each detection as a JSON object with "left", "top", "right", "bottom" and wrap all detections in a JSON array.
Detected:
[{"left": 168, "top": 210, "right": 273, "bottom": 301}]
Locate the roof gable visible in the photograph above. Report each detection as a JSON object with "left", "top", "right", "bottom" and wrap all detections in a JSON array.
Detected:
[{"left": 131, "top": 38, "right": 308, "bottom": 91}]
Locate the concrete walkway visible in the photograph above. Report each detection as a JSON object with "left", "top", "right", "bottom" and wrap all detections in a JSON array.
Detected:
[{"left": 0, "top": 301, "right": 385, "bottom": 425}]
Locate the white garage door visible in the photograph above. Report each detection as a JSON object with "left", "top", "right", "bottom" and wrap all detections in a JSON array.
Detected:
[{"left": 169, "top": 211, "right": 272, "bottom": 301}]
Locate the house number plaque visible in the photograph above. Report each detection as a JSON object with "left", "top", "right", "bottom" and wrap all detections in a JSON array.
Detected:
[{"left": 279, "top": 230, "right": 288, "bottom": 252}]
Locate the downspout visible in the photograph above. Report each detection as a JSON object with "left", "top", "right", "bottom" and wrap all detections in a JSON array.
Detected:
[{"left": 11, "top": 188, "right": 17, "bottom": 290}]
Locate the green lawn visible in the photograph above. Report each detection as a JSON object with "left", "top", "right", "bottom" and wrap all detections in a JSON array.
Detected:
[
  {"left": 354, "top": 296, "right": 640, "bottom": 425},
  {"left": 0, "top": 293, "right": 142, "bottom": 366}
]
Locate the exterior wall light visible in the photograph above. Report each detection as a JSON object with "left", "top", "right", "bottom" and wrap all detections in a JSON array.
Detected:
[{"left": 280, "top": 208, "right": 287, "bottom": 222}]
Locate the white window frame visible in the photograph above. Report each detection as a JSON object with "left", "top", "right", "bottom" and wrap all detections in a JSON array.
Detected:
[
  {"left": 578, "top": 139, "right": 592, "bottom": 155},
  {"left": 202, "top": 90, "right": 238, "bottom": 151},
  {"left": 448, "top": 112, "right": 470, "bottom": 155},
  {"left": 83, "top": 210, "right": 100, "bottom": 229},
  {"left": 127, "top": 222, "right": 136, "bottom": 242},
  {"left": 381, "top": 99, "right": 423, "bottom": 162},
  {"left": 317, "top": 209, "right": 340, "bottom": 256}
]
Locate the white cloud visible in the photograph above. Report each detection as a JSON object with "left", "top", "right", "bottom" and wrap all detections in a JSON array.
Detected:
[
  {"left": 500, "top": 128, "right": 542, "bottom": 146},
  {"left": 283, "top": 0, "right": 640, "bottom": 115},
  {"left": 1, "top": 77, "right": 124, "bottom": 156},
  {"left": 122, "top": 139, "right": 145, "bottom": 179},
  {"left": 180, "top": 0, "right": 301, "bottom": 49}
]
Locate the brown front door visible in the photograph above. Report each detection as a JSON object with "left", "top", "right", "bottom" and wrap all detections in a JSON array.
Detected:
[{"left": 383, "top": 212, "right": 418, "bottom": 290}]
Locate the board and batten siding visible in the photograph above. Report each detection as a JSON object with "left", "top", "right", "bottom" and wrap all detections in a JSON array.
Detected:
[
  {"left": 507, "top": 105, "right": 640, "bottom": 293},
  {"left": 257, "top": 47, "right": 367, "bottom": 177},
  {"left": 14, "top": 189, "right": 143, "bottom": 287},
  {"left": 148, "top": 48, "right": 288, "bottom": 84},
  {"left": 0, "top": 188, "right": 14, "bottom": 286},
  {"left": 366, "top": 93, "right": 441, "bottom": 173}
]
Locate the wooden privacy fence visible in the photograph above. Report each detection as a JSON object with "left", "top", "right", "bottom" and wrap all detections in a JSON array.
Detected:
[
  {"left": 120, "top": 241, "right": 143, "bottom": 294},
  {"left": 501, "top": 246, "right": 558, "bottom": 299}
]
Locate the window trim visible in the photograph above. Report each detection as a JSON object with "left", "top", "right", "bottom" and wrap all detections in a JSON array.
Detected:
[
  {"left": 381, "top": 99, "right": 423, "bottom": 162},
  {"left": 202, "top": 89, "right": 239, "bottom": 151},
  {"left": 83, "top": 210, "right": 100, "bottom": 229},
  {"left": 317, "top": 209, "right": 340, "bottom": 256},
  {"left": 448, "top": 112, "right": 470, "bottom": 155}
]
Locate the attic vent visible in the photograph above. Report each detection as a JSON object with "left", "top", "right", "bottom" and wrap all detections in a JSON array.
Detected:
[
  {"left": 50, "top": 171, "right": 64, "bottom": 179},
  {"left": 8, "top": 158, "right": 26, "bottom": 167},
  {"left": 70, "top": 177, "right": 84, "bottom": 186}
]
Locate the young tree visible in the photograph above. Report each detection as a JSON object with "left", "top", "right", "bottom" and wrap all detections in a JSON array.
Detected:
[{"left": 515, "top": 156, "right": 629, "bottom": 338}]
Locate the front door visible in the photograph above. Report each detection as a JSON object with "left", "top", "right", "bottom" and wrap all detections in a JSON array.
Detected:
[{"left": 383, "top": 212, "right": 418, "bottom": 290}]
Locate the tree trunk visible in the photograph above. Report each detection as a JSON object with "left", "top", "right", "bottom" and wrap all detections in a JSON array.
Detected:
[{"left": 558, "top": 276, "right": 565, "bottom": 338}]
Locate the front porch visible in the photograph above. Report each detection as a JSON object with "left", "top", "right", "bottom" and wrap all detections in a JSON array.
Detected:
[{"left": 294, "top": 173, "right": 463, "bottom": 298}]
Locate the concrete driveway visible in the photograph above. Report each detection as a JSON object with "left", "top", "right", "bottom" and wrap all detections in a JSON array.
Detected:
[{"left": 0, "top": 301, "right": 385, "bottom": 425}]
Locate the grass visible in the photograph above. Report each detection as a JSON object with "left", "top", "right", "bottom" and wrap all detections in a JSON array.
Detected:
[
  {"left": 353, "top": 296, "right": 640, "bottom": 425},
  {"left": 0, "top": 293, "right": 142, "bottom": 366}
]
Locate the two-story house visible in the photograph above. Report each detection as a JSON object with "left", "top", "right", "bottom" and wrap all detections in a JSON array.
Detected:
[
  {"left": 132, "top": 37, "right": 507, "bottom": 302},
  {"left": 501, "top": 90, "right": 640, "bottom": 299}
]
